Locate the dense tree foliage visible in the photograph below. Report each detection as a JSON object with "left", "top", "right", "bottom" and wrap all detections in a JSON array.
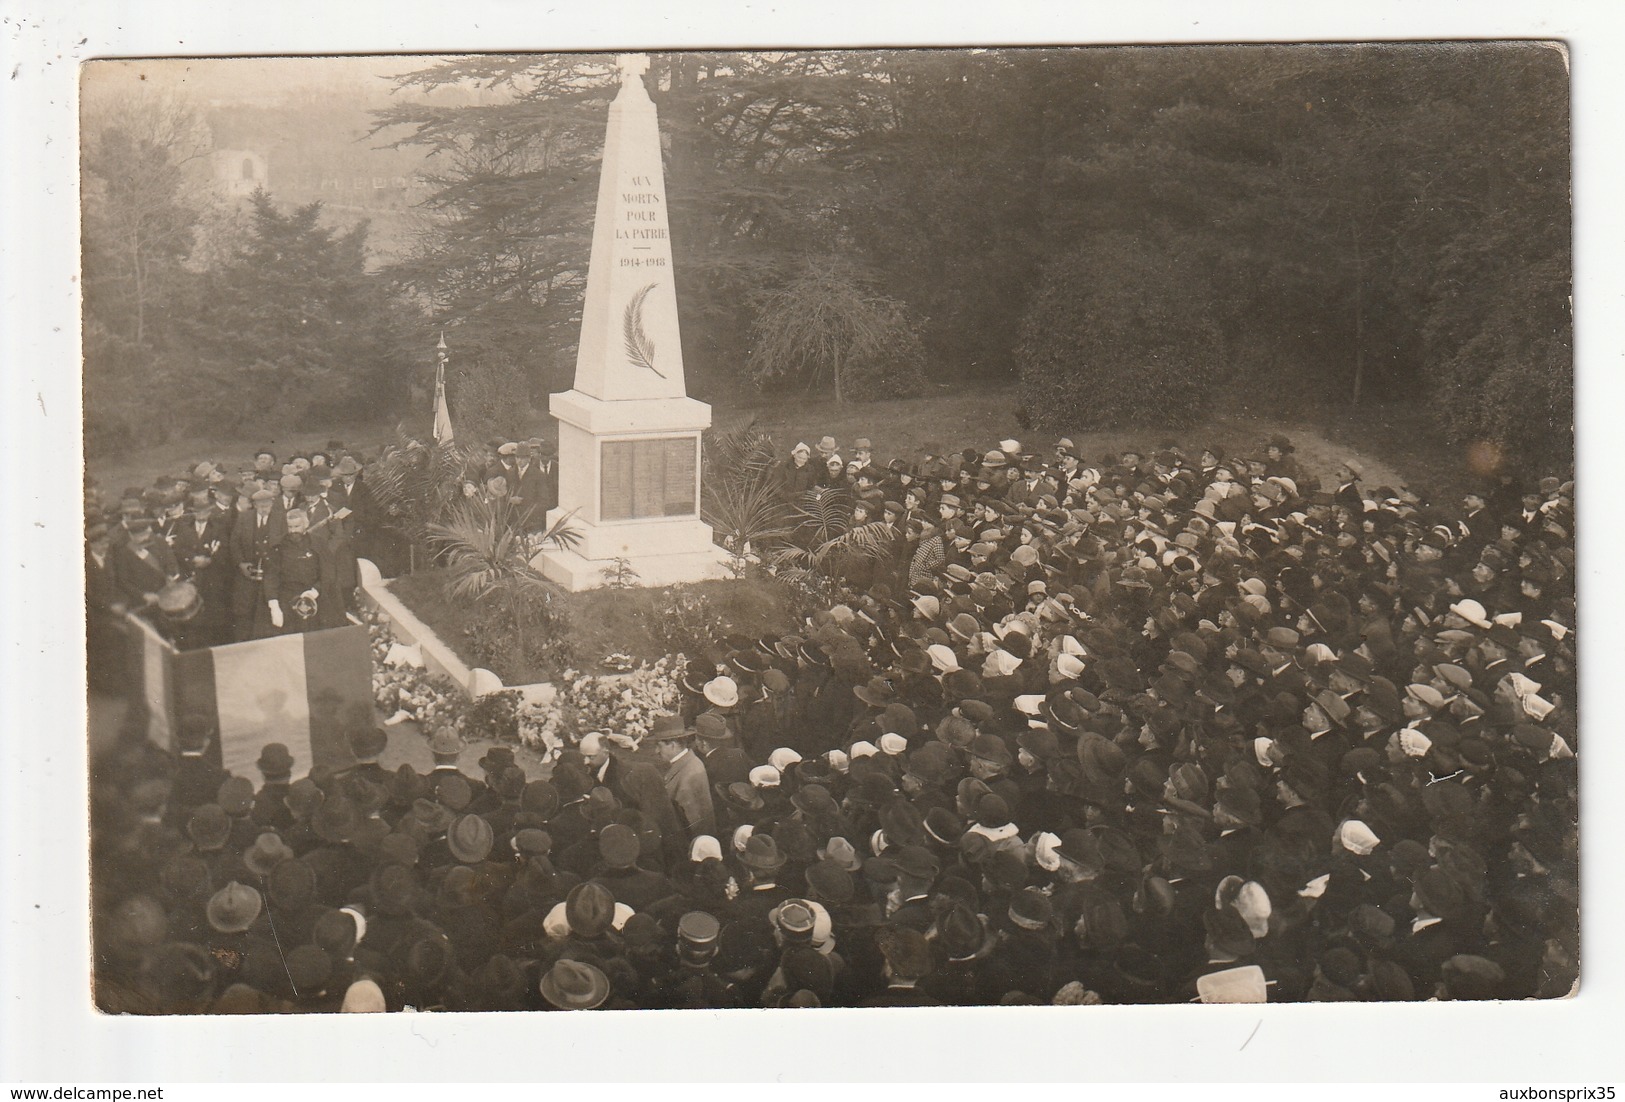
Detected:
[
  {"left": 81, "top": 46, "right": 1570, "bottom": 469},
  {"left": 373, "top": 44, "right": 1568, "bottom": 465},
  {"left": 1011, "top": 44, "right": 1570, "bottom": 459},
  {"left": 81, "top": 98, "right": 424, "bottom": 452},
  {"left": 181, "top": 190, "right": 421, "bottom": 431},
  {"left": 1016, "top": 233, "right": 1223, "bottom": 430}
]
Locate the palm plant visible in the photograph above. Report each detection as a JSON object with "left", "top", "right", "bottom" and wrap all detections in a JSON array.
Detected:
[
  {"left": 427, "top": 498, "right": 582, "bottom": 660},
  {"left": 770, "top": 486, "right": 895, "bottom": 584},
  {"left": 703, "top": 474, "right": 795, "bottom": 577},
  {"left": 705, "top": 418, "right": 781, "bottom": 485},
  {"left": 702, "top": 418, "right": 794, "bottom": 576},
  {"left": 366, "top": 427, "right": 475, "bottom": 571}
]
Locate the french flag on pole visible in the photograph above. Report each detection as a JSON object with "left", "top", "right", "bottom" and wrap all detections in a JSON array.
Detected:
[{"left": 129, "top": 617, "right": 372, "bottom": 778}]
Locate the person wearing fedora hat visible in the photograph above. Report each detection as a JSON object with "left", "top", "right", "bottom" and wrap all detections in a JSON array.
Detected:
[
  {"left": 81, "top": 406, "right": 1586, "bottom": 1012},
  {"left": 427, "top": 725, "right": 470, "bottom": 774},
  {"left": 249, "top": 743, "right": 297, "bottom": 833},
  {"left": 114, "top": 515, "right": 181, "bottom": 613},
  {"left": 728, "top": 832, "right": 795, "bottom": 936},
  {"left": 653, "top": 722, "right": 716, "bottom": 842},
  {"left": 539, "top": 958, "right": 611, "bottom": 1010},
  {"left": 328, "top": 453, "right": 369, "bottom": 511},
  {"left": 589, "top": 823, "right": 671, "bottom": 911},
  {"left": 171, "top": 490, "right": 232, "bottom": 645},
  {"left": 341, "top": 726, "right": 392, "bottom": 786},
  {"left": 695, "top": 713, "right": 751, "bottom": 790}
]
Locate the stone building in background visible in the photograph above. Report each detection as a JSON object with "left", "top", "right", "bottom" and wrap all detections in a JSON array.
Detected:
[{"left": 209, "top": 149, "right": 268, "bottom": 197}]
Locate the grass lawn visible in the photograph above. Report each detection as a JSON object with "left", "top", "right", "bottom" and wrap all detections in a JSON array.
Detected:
[
  {"left": 86, "top": 422, "right": 409, "bottom": 501},
  {"left": 387, "top": 568, "right": 799, "bottom": 685}
]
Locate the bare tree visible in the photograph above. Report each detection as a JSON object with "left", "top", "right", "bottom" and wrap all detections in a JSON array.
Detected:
[
  {"left": 747, "top": 258, "right": 927, "bottom": 404},
  {"left": 81, "top": 89, "right": 213, "bottom": 345}
]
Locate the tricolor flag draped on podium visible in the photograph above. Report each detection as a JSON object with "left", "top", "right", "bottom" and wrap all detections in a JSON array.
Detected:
[{"left": 127, "top": 616, "right": 372, "bottom": 778}]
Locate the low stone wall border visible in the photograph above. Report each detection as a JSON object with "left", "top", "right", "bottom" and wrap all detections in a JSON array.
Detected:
[{"left": 356, "top": 559, "right": 555, "bottom": 706}]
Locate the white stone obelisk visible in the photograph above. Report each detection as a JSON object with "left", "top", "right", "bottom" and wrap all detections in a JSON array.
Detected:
[{"left": 537, "top": 54, "right": 730, "bottom": 591}]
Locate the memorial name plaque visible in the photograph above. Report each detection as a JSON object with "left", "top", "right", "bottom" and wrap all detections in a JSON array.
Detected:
[{"left": 599, "top": 436, "right": 697, "bottom": 521}]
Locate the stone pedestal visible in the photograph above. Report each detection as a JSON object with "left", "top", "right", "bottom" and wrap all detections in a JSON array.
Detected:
[
  {"left": 534, "top": 54, "right": 729, "bottom": 592},
  {"left": 537, "top": 390, "right": 730, "bottom": 591}
]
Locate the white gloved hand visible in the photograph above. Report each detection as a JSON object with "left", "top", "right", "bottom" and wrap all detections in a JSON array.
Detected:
[
  {"left": 268, "top": 601, "right": 285, "bottom": 629},
  {"left": 300, "top": 588, "right": 319, "bottom": 601}
]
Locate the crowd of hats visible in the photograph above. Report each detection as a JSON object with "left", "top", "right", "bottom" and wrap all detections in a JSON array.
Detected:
[
  {"left": 89, "top": 432, "right": 1576, "bottom": 1010},
  {"left": 83, "top": 435, "right": 555, "bottom": 591},
  {"left": 86, "top": 446, "right": 365, "bottom": 549},
  {"left": 83, "top": 443, "right": 374, "bottom": 646}
]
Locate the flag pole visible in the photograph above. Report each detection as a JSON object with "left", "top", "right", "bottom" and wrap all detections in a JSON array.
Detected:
[{"left": 433, "top": 329, "right": 455, "bottom": 445}]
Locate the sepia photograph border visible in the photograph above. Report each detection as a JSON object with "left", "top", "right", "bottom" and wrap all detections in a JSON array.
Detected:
[{"left": 3, "top": 0, "right": 1623, "bottom": 1085}]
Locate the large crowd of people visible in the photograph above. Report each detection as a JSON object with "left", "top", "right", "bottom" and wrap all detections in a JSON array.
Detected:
[
  {"left": 85, "top": 446, "right": 376, "bottom": 655},
  {"left": 89, "top": 429, "right": 1577, "bottom": 1011},
  {"left": 84, "top": 438, "right": 560, "bottom": 664}
]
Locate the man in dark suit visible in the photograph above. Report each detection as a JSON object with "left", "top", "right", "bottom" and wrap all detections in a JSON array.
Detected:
[
  {"left": 1007, "top": 464, "right": 1059, "bottom": 510},
  {"left": 113, "top": 518, "right": 179, "bottom": 610},
  {"left": 577, "top": 733, "right": 627, "bottom": 798},
  {"left": 228, "top": 488, "right": 285, "bottom": 641},
  {"left": 495, "top": 442, "right": 520, "bottom": 484},
  {"left": 263, "top": 508, "right": 342, "bottom": 634},
  {"left": 328, "top": 455, "right": 376, "bottom": 564},
  {"left": 172, "top": 499, "right": 233, "bottom": 646},
  {"left": 275, "top": 473, "right": 305, "bottom": 519},
  {"left": 509, "top": 442, "right": 549, "bottom": 531},
  {"left": 1333, "top": 460, "right": 1365, "bottom": 513},
  {"left": 695, "top": 715, "right": 751, "bottom": 789},
  {"left": 303, "top": 469, "right": 358, "bottom": 622},
  {"left": 1509, "top": 491, "right": 1546, "bottom": 541},
  {"left": 1454, "top": 490, "right": 1493, "bottom": 562},
  {"left": 85, "top": 521, "right": 127, "bottom": 691}
]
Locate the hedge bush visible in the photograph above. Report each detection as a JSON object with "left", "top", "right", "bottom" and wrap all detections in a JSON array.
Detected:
[{"left": 1015, "top": 233, "right": 1222, "bottom": 432}]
